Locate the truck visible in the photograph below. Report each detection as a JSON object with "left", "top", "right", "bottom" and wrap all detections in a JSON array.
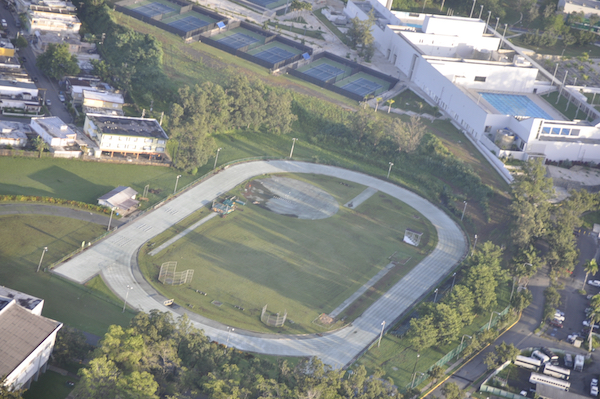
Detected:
[{"left": 574, "top": 354, "right": 585, "bottom": 372}]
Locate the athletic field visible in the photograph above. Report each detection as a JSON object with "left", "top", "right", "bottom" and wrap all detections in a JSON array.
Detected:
[{"left": 139, "top": 174, "right": 437, "bottom": 333}]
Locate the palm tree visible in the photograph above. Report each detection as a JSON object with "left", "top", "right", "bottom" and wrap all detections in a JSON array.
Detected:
[
  {"left": 583, "top": 258, "right": 598, "bottom": 290},
  {"left": 587, "top": 294, "right": 600, "bottom": 352},
  {"left": 33, "top": 136, "right": 48, "bottom": 158},
  {"left": 374, "top": 97, "right": 382, "bottom": 112},
  {"left": 386, "top": 98, "right": 395, "bottom": 113}
]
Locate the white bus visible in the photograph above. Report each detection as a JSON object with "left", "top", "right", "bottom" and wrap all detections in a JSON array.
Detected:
[
  {"left": 530, "top": 372, "right": 571, "bottom": 391},
  {"left": 515, "top": 355, "right": 542, "bottom": 371},
  {"left": 543, "top": 364, "right": 571, "bottom": 380}
]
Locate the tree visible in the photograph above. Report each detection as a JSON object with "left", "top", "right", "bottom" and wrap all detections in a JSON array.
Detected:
[
  {"left": 386, "top": 98, "right": 395, "bottom": 113},
  {"left": 262, "top": 89, "right": 297, "bottom": 135},
  {"left": 53, "top": 326, "right": 93, "bottom": 367},
  {"left": 583, "top": 259, "right": 598, "bottom": 290},
  {"left": 428, "top": 365, "right": 444, "bottom": 384},
  {"left": 441, "top": 382, "right": 464, "bottom": 399},
  {"left": 33, "top": 136, "right": 48, "bottom": 158},
  {"left": 347, "top": 11, "right": 376, "bottom": 61},
  {"left": 465, "top": 241, "right": 506, "bottom": 312},
  {"left": 14, "top": 35, "right": 27, "bottom": 49},
  {"left": 36, "top": 43, "right": 80, "bottom": 80},
  {"left": 588, "top": 294, "right": 600, "bottom": 352},
  {"left": 0, "top": 381, "right": 24, "bottom": 399},
  {"left": 445, "top": 285, "right": 475, "bottom": 325},
  {"left": 484, "top": 342, "right": 519, "bottom": 370},
  {"left": 511, "top": 289, "right": 533, "bottom": 313},
  {"left": 407, "top": 314, "right": 438, "bottom": 351},
  {"left": 433, "top": 303, "right": 463, "bottom": 345}
]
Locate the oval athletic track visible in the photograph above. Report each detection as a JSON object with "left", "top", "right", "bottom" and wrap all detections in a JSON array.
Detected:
[{"left": 53, "top": 160, "right": 468, "bottom": 368}]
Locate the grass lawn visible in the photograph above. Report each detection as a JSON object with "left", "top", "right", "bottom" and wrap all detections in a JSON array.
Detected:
[
  {"left": 353, "top": 280, "right": 513, "bottom": 387},
  {"left": 508, "top": 36, "right": 598, "bottom": 58},
  {"left": 139, "top": 174, "right": 437, "bottom": 334},
  {"left": 0, "top": 157, "right": 196, "bottom": 209},
  {"left": 541, "top": 92, "right": 593, "bottom": 121},
  {"left": 0, "top": 215, "right": 134, "bottom": 336},
  {"left": 23, "top": 371, "right": 75, "bottom": 399},
  {"left": 391, "top": 89, "right": 442, "bottom": 117}
]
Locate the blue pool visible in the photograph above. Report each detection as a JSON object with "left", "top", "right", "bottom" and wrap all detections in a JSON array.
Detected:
[{"left": 479, "top": 92, "right": 554, "bottom": 120}]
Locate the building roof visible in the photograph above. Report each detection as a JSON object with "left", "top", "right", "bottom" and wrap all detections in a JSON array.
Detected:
[
  {"left": 31, "top": 117, "right": 77, "bottom": 140},
  {"left": 87, "top": 114, "right": 168, "bottom": 140},
  {"left": 536, "top": 383, "right": 589, "bottom": 399},
  {"left": 98, "top": 186, "right": 139, "bottom": 209},
  {"left": 0, "top": 300, "right": 62, "bottom": 378},
  {"left": 0, "top": 286, "right": 42, "bottom": 312},
  {"left": 83, "top": 89, "right": 124, "bottom": 104}
]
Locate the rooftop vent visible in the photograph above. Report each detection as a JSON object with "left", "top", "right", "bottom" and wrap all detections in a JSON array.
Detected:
[{"left": 60, "top": 124, "right": 68, "bottom": 130}]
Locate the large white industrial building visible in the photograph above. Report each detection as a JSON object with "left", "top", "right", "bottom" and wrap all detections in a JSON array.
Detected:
[{"left": 344, "top": 0, "right": 600, "bottom": 177}]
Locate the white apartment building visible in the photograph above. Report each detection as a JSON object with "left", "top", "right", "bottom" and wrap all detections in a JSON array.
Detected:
[
  {"left": 30, "top": 116, "right": 77, "bottom": 147},
  {"left": 344, "top": 1, "right": 600, "bottom": 173},
  {"left": 27, "top": 2, "right": 81, "bottom": 34}
]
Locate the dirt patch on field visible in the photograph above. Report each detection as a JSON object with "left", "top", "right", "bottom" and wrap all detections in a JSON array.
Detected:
[{"left": 244, "top": 176, "right": 339, "bottom": 220}]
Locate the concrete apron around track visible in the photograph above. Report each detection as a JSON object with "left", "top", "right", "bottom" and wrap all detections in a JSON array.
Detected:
[{"left": 52, "top": 160, "right": 468, "bottom": 368}]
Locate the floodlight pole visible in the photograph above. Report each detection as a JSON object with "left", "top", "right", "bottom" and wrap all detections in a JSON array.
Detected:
[
  {"left": 486, "top": 10, "right": 491, "bottom": 27},
  {"left": 36, "top": 247, "right": 48, "bottom": 273},
  {"left": 174, "top": 175, "right": 182, "bottom": 195},
  {"left": 226, "top": 326, "right": 235, "bottom": 347},
  {"left": 460, "top": 334, "right": 472, "bottom": 348},
  {"left": 552, "top": 63, "right": 559, "bottom": 82},
  {"left": 433, "top": 288, "right": 439, "bottom": 303},
  {"left": 122, "top": 285, "right": 133, "bottom": 313},
  {"left": 472, "top": 234, "right": 478, "bottom": 255},
  {"left": 387, "top": 162, "right": 394, "bottom": 179},
  {"left": 558, "top": 71, "right": 569, "bottom": 102},
  {"left": 213, "top": 147, "right": 222, "bottom": 170},
  {"left": 488, "top": 311, "right": 501, "bottom": 330},
  {"left": 289, "top": 138, "right": 298, "bottom": 158},
  {"left": 469, "top": 0, "right": 476, "bottom": 18},
  {"left": 461, "top": 201, "right": 467, "bottom": 221},
  {"left": 410, "top": 353, "right": 421, "bottom": 388},
  {"left": 451, "top": 272, "right": 457, "bottom": 292},
  {"left": 495, "top": 17, "right": 500, "bottom": 31},
  {"left": 378, "top": 321, "right": 386, "bottom": 347},
  {"left": 107, "top": 206, "right": 116, "bottom": 231},
  {"left": 478, "top": 4, "right": 483, "bottom": 19}
]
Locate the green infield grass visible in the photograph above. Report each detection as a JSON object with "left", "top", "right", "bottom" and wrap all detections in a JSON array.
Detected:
[
  {"left": 139, "top": 174, "right": 437, "bottom": 334},
  {"left": 0, "top": 215, "right": 134, "bottom": 335}
]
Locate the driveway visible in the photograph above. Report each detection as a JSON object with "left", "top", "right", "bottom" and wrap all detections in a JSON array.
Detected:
[{"left": 52, "top": 160, "right": 468, "bottom": 368}]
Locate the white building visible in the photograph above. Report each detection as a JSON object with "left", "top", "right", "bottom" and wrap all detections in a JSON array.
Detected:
[
  {"left": 82, "top": 90, "right": 124, "bottom": 116},
  {"left": 64, "top": 76, "right": 115, "bottom": 105},
  {"left": 30, "top": 116, "right": 77, "bottom": 147},
  {"left": 344, "top": 1, "right": 600, "bottom": 171},
  {"left": 0, "top": 121, "right": 31, "bottom": 147},
  {"left": 27, "top": 2, "right": 81, "bottom": 34},
  {"left": 558, "top": 0, "right": 600, "bottom": 18},
  {"left": 0, "top": 287, "right": 62, "bottom": 391},
  {"left": 0, "top": 75, "right": 41, "bottom": 111}
]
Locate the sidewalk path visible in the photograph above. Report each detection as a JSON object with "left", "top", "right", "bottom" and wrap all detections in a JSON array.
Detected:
[
  {"left": 52, "top": 161, "right": 467, "bottom": 368},
  {"left": 0, "top": 204, "right": 126, "bottom": 228}
]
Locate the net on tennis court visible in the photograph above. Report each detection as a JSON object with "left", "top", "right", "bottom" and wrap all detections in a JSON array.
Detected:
[
  {"left": 133, "top": 2, "right": 175, "bottom": 17},
  {"left": 342, "top": 78, "right": 382, "bottom": 97},
  {"left": 303, "top": 63, "right": 345, "bottom": 82},
  {"left": 253, "top": 47, "right": 295, "bottom": 64},
  {"left": 217, "top": 33, "right": 259, "bottom": 49}
]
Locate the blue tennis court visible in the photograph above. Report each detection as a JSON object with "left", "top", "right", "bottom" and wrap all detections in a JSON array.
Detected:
[
  {"left": 133, "top": 2, "right": 175, "bottom": 17},
  {"left": 254, "top": 47, "right": 295, "bottom": 64},
  {"left": 304, "top": 63, "right": 345, "bottom": 81},
  {"left": 342, "top": 78, "right": 382, "bottom": 97},
  {"left": 247, "top": 0, "right": 279, "bottom": 7},
  {"left": 479, "top": 92, "right": 553, "bottom": 119},
  {"left": 218, "top": 33, "right": 258, "bottom": 49},
  {"left": 168, "top": 16, "right": 210, "bottom": 31}
]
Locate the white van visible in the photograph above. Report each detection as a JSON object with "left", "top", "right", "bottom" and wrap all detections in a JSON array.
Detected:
[{"left": 532, "top": 350, "right": 550, "bottom": 364}]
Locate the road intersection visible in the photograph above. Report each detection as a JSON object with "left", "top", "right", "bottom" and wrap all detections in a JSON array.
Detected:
[{"left": 53, "top": 160, "right": 468, "bottom": 368}]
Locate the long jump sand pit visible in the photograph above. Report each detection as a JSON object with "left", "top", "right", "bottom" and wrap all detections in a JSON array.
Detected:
[{"left": 244, "top": 176, "right": 339, "bottom": 220}]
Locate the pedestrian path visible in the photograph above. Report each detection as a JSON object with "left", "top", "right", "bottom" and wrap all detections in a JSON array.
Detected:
[
  {"left": 344, "top": 186, "right": 377, "bottom": 208},
  {"left": 52, "top": 161, "right": 467, "bottom": 368},
  {"left": 149, "top": 212, "right": 218, "bottom": 256}
]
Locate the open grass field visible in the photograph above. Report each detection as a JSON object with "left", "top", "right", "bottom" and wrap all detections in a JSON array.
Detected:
[
  {"left": 0, "top": 157, "right": 195, "bottom": 208},
  {"left": 139, "top": 173, "right": 437, "bottom": 334},
  {"left": 23, "top": 371, "right": 75, "bottom": 399},
  {"left": 0, "top": 215, "right": 134, "bottom": 335}
]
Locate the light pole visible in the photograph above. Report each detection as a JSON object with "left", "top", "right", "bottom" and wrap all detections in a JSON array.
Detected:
[
  {"left": 36, "top": 246, "right": 48, "bottom": 273},
  {"left": 488, "top": 311, "right": 502, "bottom": 330},
  {"left": 460, "top": 334, "right": 472, "bottom": 348},
  {"left": 289, "top": 138, "right": 298, "bottom": 158},
  {"left": 213, "top": 147, "right": 222, "bottom": 170},
  {"left": 107, "top": 206, "right": 116, "bottom": 231},
  {"left": 410, "top": 353, "right": 421, "bottom": 388},
  {"left": 378, "top": 320, "right": 386, "bottom": 347},
  {"left": 478, "top": 4, "right": 483, "bottom": 19},
  {"left": 486, "top": 10, "right": 491, "bottom": 26},
  {"left": 472, "top": 234, "right": 478, "bottom": 255},
  {"left": 226, "top": 326, "right": 235, "bottom": 347},
  {"left": 461, "top": 201, "right": 467, "bottom": 221},
  {"left": 500, "top": 23, "right": 508, "bottom": 49},
  {"left": 495, "top": 17, "right": 500, "bottom": 31},
  {"left": 122, "top": 285, "right": 133, "bottom": 313},
  {"left": 433, "top": 288, "right": 439, "bottom": 303},
  {"left": 173, "top": 174, "right": 181, "bottom": 195},
  {"left": 451, "top": 272, "right": 457, "bottom": 292},
  {"left": 387, "top": 162, "right": 394, "bottom": 179},
  {"left": 469, "top": 0, "right": 476, "bottom": 18}
]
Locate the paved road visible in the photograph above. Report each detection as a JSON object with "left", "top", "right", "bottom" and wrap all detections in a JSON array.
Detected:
[
  {"left": 0, "top": 203, "right": 125, "bottom": 228},
  {"left": 53, "top": 161, "right": 468, "bottom": 368}
]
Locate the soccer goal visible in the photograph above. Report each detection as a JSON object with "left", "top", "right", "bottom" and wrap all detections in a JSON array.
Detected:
[
  {"left": 158, "top": 261, "right": 194, "bottom": 285},
  {"left": 403, "top": 228, "right": 423, "bottom": 247},
  {"left": 261, "top": 304, "right": 287, "bottom": 327}
]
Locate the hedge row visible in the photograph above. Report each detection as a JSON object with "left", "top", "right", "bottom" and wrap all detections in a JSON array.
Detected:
[{"left": 0, "top": 195, "right": 111, "bottom": 214}]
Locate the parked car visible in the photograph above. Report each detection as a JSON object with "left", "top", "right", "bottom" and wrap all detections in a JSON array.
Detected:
[
  {"left": 564, "top": 353, "right": 574, "bottom": 368},
  {"left": 45, "top": 99, "right": 51, "bottom": 106},
  {"left": 588, "top": 280, "right": 600, "bottom": 287},
  {"left": 592, "top": 379, "right": 598, "bottom": 396},
  {"left": 58, "top": 93, "right": 65, "bottom": 102},
  {"left": 554, "top": 313, "right": 565, "bottom": 322},
  {"left": 1, "top": 19, "right": 7, "bottom": 28},
  {"left": 567, "top": 335, "right": 577, "bottom": 344},
  {"left": 15, "top": 20, "right": 20, "bottom": 28},
  {"left": 549, "top": 319, "right": 564, "bottom": 328}
]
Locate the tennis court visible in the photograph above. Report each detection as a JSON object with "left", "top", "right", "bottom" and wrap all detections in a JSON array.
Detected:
[
  {"left": 131, "top": 1, "right": 175, "bottom": 17},
  {"left": 246, "top": 0, "right": 287, "bottom": 9},
  {"left": 253, "top": 47, "right": 295, "bottom": 63},
  {"left": 303, "top": 63, "right": 345, "bottom": 81},
  {"left": 341, "top": 77, "right": 382, "bottom": 97},
  {"left": 217, "top": 32, "right": 259, "bottom": 49},
  {"left": 167, "top": 15, "right": 210, "bottom": 31}
]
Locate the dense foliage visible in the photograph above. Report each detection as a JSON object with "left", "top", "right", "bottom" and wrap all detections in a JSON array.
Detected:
[
  {"left": 76, "top": 311, "right": 398, "bottom": 399},
  {"left": 36, "top": 43, "right": 80, "bottom": 80}
]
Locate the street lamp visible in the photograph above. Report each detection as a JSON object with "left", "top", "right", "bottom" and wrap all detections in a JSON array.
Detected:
[
  {"left": 469, "top": 0, "right": 476, "bottom": 18},
  {"left": 122, "top": 284, "right": 133, "bottom": 313},
  {"left": 107, "top": 206, "right": 116, "bottom": 231},
  {"left": 486, "top": 10, "right": 491, "bottom": 27},
  {"left": 433, "top": 288, "right": 439, "bottom": 303},
  {"left": 36, "top": 246, "right": 48, "bottom": 273},
  {"left": 472, "top": 234, "right": 478, "bottom": 255},
  {"left": 226, "top": 326, "right": 235, "bottom": 347},
  {"left": 410, "top": 353, "right": 421, "bottom": 388},
  {"left": 478, "top": 4, "right": 483, "bottom": 19},
  {"left": 289, "top": 138, "right": 298, "bottom": 158},
  {"left": 173, "top": 174, "right": 182, "bottom": 195},
  {"left": 451, "top": 272, "right": 457, "bottom": 292},
  {"left": 378, "top": 320, "right": 386, "bottom": 347},
  {"left": 488, "top": 311, "right": 502, "bottom": 330},
  {"left": 461, "top": 201, "right": 467, "bottom": 221},
  {"left": 460, "top": 334, "right": 472, "bottom": 348},
  {"left": 387, "top": 162, "right": 394, "bottom": 179},
  {"left": 213, "top": 147, "right": 222, "bottom": 170}
]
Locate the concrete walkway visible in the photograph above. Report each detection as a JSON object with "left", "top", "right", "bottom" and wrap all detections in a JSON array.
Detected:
[
  {"left": 149, "top": 212, "right": 218, "bottom": 256},
  {"left": 0, "top": 204, "right": 126, "bottom": 228},
  {"left": 52, "top": 161, "right": 467, "bottom": 369},
  {"left": 344, "top": 186, "right": 377, "bottom": 208}
]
